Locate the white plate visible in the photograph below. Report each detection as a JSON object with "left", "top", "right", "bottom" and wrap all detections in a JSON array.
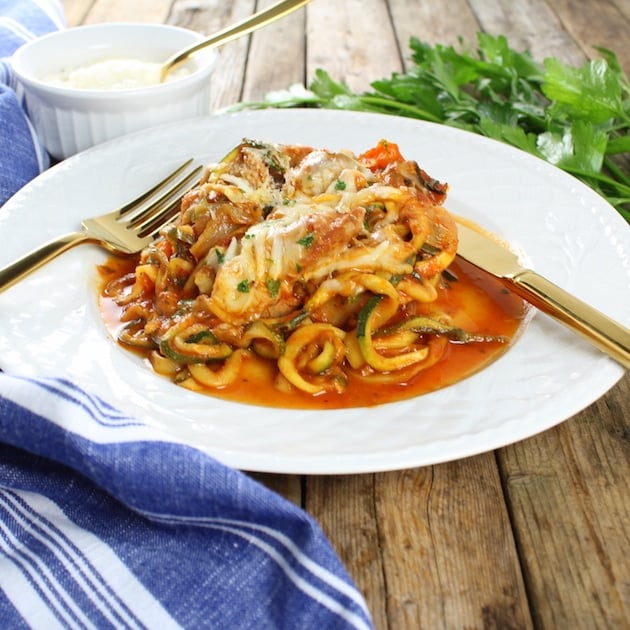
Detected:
[{"left": 1, "top": 109, "right": 628, "bottom": 474}]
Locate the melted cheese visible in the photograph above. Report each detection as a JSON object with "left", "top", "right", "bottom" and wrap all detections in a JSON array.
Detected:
[{"left": 179, "top": 140, "right": 451, "bottom": 324}]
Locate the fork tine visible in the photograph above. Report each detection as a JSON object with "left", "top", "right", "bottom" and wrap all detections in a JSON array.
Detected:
[
  {"left": 1, "top": 161, "right": 203, "bottom": 291},
  {"left": 124, "top": 165, "right": 203, "bottom": 231},
  {"left": 116, "top": 159, "right": 194, "bottom": 218},
  {"left": 137, "top": 198, "right": 184, "bottom": 240}
]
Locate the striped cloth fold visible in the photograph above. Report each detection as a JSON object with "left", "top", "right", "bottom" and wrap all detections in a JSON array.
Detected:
[
  {"left": 0, "top": 2, "right": 374, "bottom": 628},
  {"left": 0, "top": 375, "right": 372, "bottom": 629},
  {"left": 0, "top": 0, "right": 65, "bottom": 205}
]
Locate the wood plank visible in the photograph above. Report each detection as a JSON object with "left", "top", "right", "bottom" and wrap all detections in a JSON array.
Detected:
[
  {"left": 305, "top": 474, "right": 388, "bottom": 629},
  {"left": 548, "top": 0, "right": 630, "bottom": 72},
  {"left": 169, "top": 0, "right": 240, "bottom": 35},
  {"left": 388, "top": 0, "right": 481, "bottom": 68},
  {"left": 498, "top": 373, "right": 630, "bottom": 628},
  {"left": 62, "top": 0, "right": 96, "bottom": 26},
  {"left": 466, "top": 0, "right": 586, "bottom": 66},
  {"left": 76, "top": 0, "right": 173, "bottom": 24},
  {"left": 381, "top": 457, "right": 531, "bottom": 629},
  {"left": 169, "top": 0, "right": 256, "bottom": 111},
  {"left": 241, "top": 0, "right": 307, "bottom": 102},
  {"left": 305, "top": 0, "right": 402, "bottom": 92},
  {"left": 610, "top": 0, "right": 630, "bottom": 20},
  {"left": 249, "top": 472, "right": 303, "bottom": 506},
  {"left": 307, "top": 456, "right": 532, "bottom": 629}
]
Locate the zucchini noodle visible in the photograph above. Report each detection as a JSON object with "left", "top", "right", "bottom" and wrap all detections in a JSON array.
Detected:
[{"left": 102, "top": 138, "right": 508, "bottom": 399}]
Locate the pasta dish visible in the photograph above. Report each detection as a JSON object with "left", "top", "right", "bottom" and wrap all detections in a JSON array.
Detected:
[{"left": 100, "top": 139, "right": 524, "bottom": 408}]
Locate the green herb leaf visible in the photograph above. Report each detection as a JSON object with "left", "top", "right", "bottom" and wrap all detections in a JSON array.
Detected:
[
  {"left": 297, "top": 233, "right": 315, "bottom": 248},
  {"left": 542, "top": 57, "right": 624, "bottom": 123},
  {"left": 538, "top": 120, "right": 608, "bottom": 174},
  {"left": 266, "top": 278, "right": 281, "bottom": 298},
  {"left": 237, "top": 280, "right": 250, "bottom": 293},
  {"left": 233, "top": 32, "right": 630, "bottom": 222}
]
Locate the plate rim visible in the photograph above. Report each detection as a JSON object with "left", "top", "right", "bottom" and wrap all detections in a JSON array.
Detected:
[{"left": 0, "top": 108, "right": 627, "bottom": 474}]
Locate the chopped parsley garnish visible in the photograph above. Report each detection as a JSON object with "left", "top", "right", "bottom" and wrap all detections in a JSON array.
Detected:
[
  {"left": 334, "top": 179, "right": 347, "bottom": 190},
  {"left": 266, "top": 278, "right": 281, "bottom": 298},
  {"left": 237, "top": 279, "right": 251, "bottom": 293},
  {"left": 297, "top": 233, "right": 315, "bottom": 248}
]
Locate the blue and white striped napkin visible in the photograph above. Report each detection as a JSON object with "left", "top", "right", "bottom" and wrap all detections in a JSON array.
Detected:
[
  {"left": 0, "top": 3, "right": 374, "bottom": 628},
  {"left": 0, "top": 375, "right": 372, "bottom": 628},
  {"left": 0, "top": 0, "right": 63, "bottom": 205}
]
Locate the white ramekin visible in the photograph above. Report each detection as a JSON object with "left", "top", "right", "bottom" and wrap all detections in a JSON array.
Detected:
[{"left": 11, "top": 23, "right": 218, "bottom": 159}]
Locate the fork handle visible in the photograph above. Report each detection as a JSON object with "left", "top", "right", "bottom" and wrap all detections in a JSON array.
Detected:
[{"left": 0, "top": 231, "right": 88, "bottom": 293}]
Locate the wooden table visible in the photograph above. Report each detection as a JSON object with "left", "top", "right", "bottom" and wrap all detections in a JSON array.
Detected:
[{"left": 64, "top": 1, "right": 630, "bottom": 628}]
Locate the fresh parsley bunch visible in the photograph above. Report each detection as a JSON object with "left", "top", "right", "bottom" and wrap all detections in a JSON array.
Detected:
[{"left": 240, "top": 34, "right": 630, "bottom": 222}]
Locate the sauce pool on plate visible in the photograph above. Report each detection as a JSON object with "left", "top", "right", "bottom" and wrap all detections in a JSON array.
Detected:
[
  {"left": 97, "top": 139, "right": 529, "bottom": 410},
  {"left": 99, "top": 255, "right": 528, "bottom": 410}
]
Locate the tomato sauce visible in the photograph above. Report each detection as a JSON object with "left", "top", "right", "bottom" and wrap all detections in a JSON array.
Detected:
[{"left": 99, "top": 256, "right": 527, "bottom": 410}]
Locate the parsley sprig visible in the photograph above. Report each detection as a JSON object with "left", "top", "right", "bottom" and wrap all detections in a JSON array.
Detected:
[{"left": 237, "top": 33, "right": 630, "bottom": 222}]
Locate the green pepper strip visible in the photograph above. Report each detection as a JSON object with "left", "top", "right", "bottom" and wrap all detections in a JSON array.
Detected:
[{"left": 380, "top": 316, "right": 508, "bottom": 344}]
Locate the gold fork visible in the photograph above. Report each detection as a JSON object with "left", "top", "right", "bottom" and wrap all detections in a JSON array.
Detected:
[{"left": 0, "top": 160, "right": 202, "bottom": 293}]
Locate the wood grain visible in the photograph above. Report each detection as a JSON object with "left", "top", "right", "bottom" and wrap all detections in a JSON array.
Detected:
[
  {"left": 62, "top": 0, "right": 95, "bottom": 27},
  {"left": 389, "top": 0, "right": 480, "bottom": 56},
  {"left": 468, "top": 0, "right": 587, "bottom": 65},
  {"left": 75, "top": 0, "right": 172, "bottom": 24},
  {"left": 549, "top": 0, "right": 630, "bottom": 72},
  {"left": 498, "top": 375, "right": 630, "bottom": 628},
  {"left": 376, "top": 458, "right": 531, "bottom": 629},
  {"left": 307, "top": 474, "right": 388, "bottom": 627},
  {"left": 241, "top": 0, "right": 307, "bottom": 102},
  {"left": 168, "top": 0, "right": 256, "bottom": 111},
  {"left": 305, "top": 0, "right": 403, "bottom": 92}
]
